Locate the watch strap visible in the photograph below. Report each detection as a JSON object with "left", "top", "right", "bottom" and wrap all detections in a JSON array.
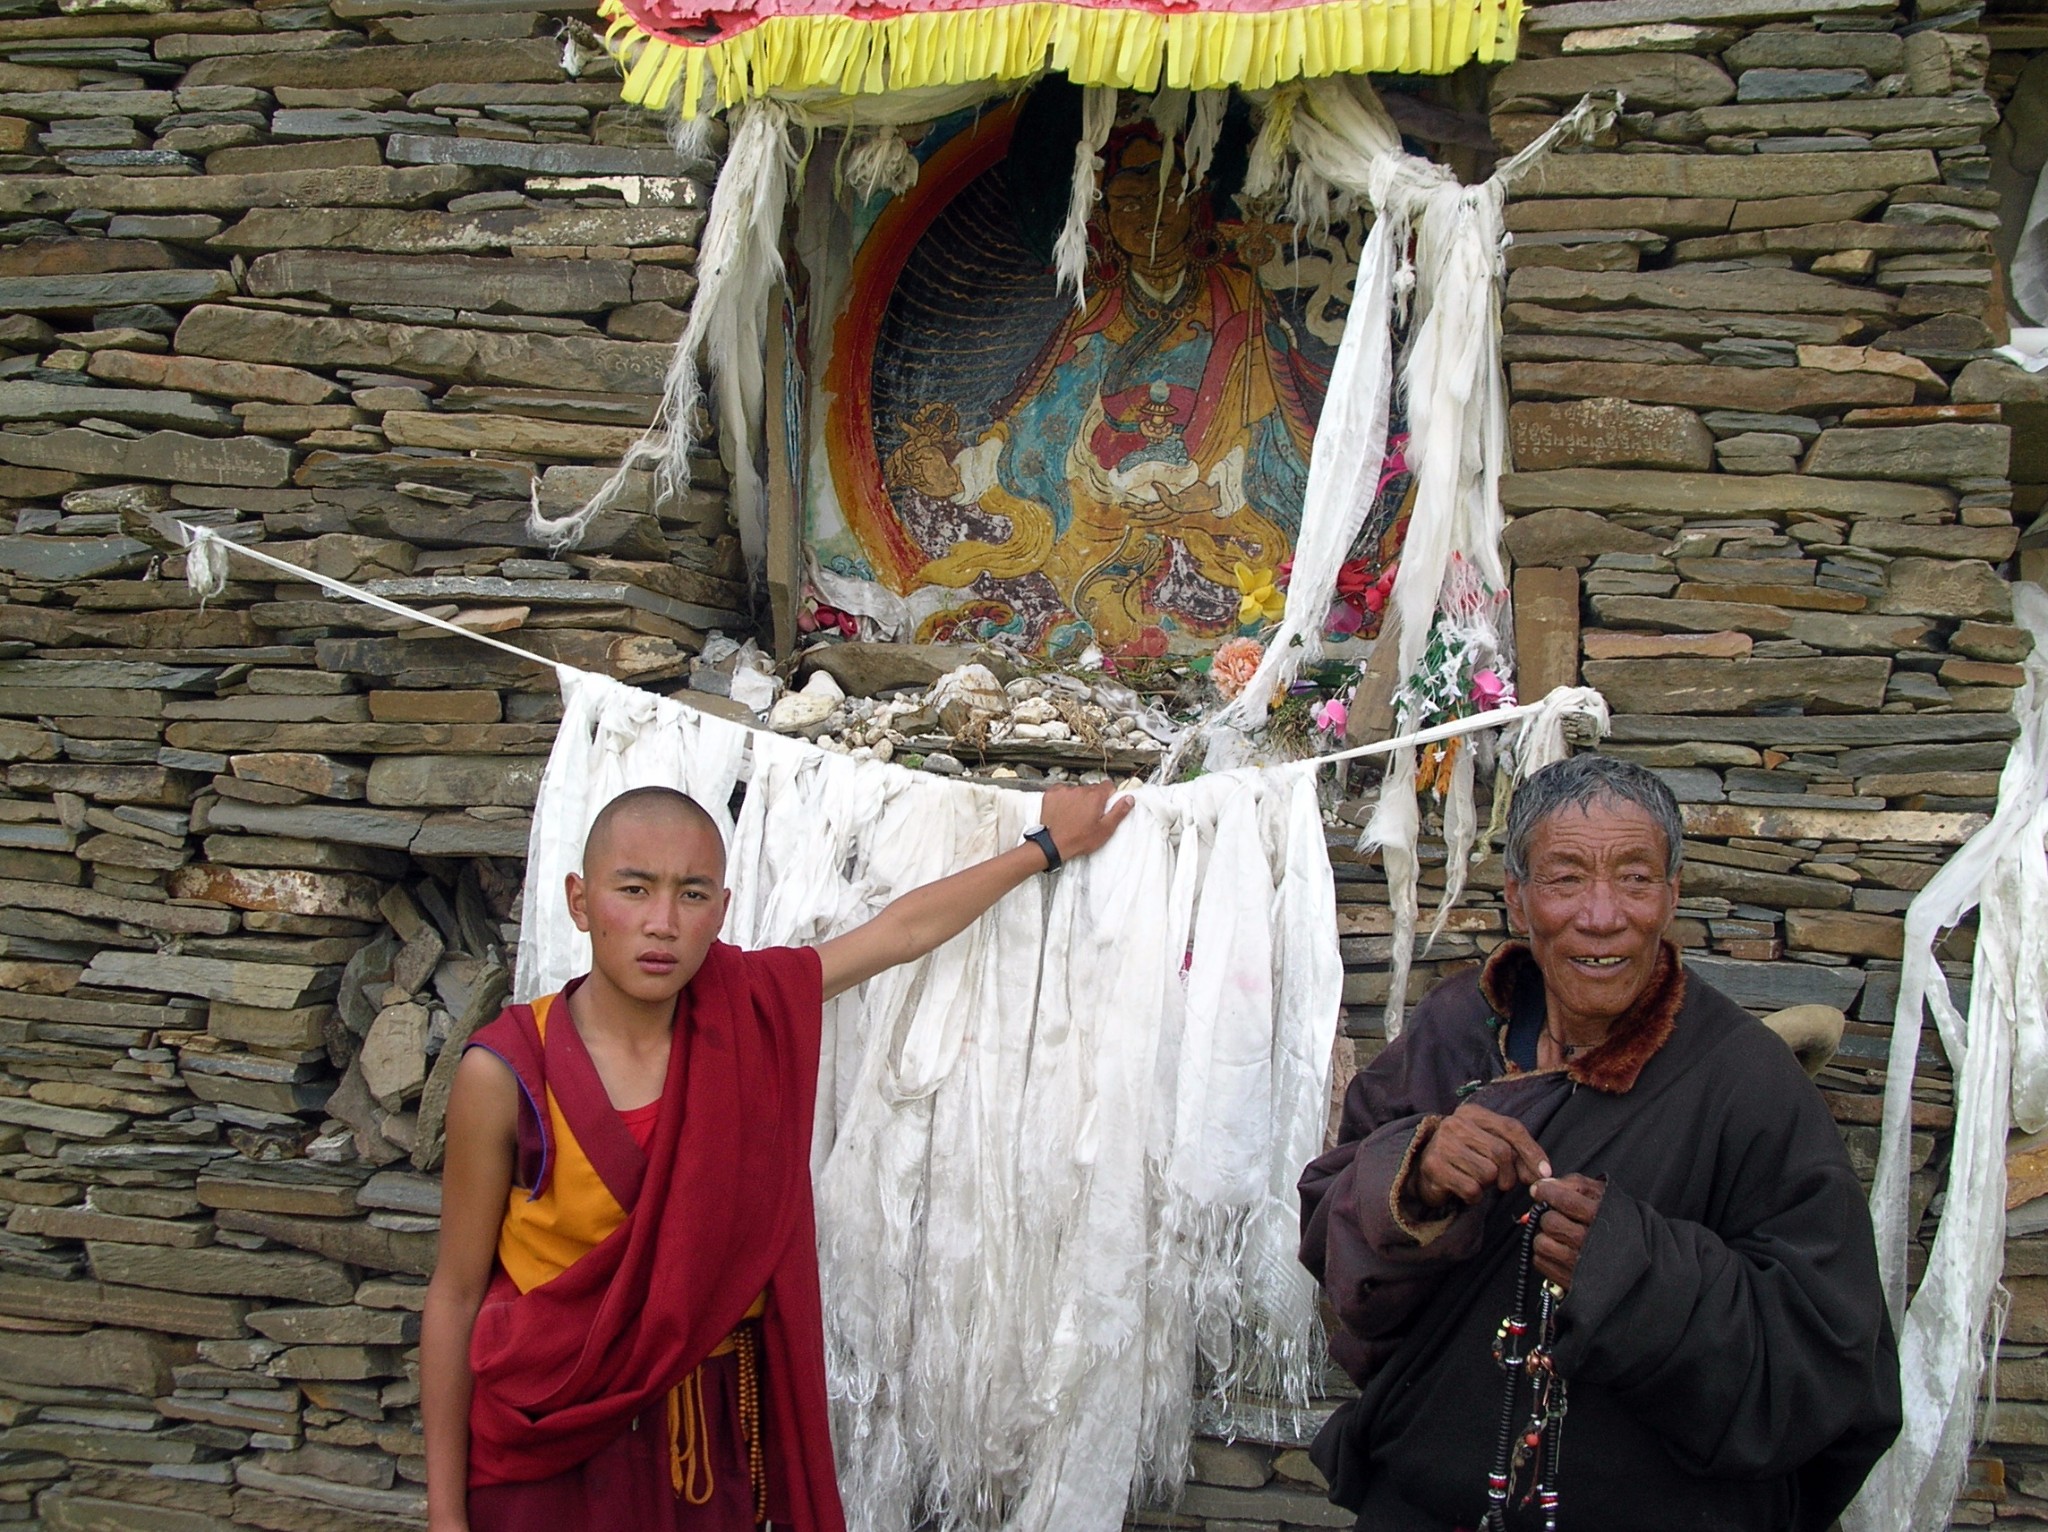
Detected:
[{"left": 1023, "top": 825, "right": 1062, "bottom": 872}]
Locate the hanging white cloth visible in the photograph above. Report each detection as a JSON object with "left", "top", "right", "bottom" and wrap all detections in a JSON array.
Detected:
[
  {"left": 529, "top": 96, "right": 797, "bottom": 571},
  {"left": 519, "top": 668, "right": 1344, "bottom": 1532},
  {"left": 1208, "top": 79, "right": 1617, "bottom": 1034},
  {"left": 1845, "top": 582, "right": 2048, "bottom": 1532}
]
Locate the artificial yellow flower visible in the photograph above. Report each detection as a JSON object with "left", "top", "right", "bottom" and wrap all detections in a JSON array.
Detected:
[{"left": 1234, "top": 562, "right": 1285, "bottom": 627}]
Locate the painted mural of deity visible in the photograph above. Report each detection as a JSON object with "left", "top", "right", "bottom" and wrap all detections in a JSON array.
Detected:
[{"left": 815, "top": 96, "right": 1396, "bottom": 658}]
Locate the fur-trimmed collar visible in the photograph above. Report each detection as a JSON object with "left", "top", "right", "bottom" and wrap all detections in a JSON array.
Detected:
[{"left": 1479, "top": 939, "right": 1685, "bottom": 1095}]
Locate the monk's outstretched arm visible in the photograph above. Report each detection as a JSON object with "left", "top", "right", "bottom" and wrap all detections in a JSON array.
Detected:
[
  {"left": 817, "top": 781, "right": 1132, "bottom": 1001},
  {"left": 422, "top": 1049, "right": 519, "bottom": 1532}
]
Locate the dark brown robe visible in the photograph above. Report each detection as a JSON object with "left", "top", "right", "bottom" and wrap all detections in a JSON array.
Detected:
[{"left": 1298, "top": 943, "right": 1901, "bottom": 1532}]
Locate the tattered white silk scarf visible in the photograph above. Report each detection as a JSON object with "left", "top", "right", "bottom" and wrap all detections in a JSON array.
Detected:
[
  {"left": 519, "top": 668, "right": 1344, "bottom": 1532},
  {"left": 1847, "top": 584, "right": 2048, "bottom": 1532}
]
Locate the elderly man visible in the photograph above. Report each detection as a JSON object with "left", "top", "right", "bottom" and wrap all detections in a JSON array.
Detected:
[{"left": 1299, "top": 754, "right": 1901, "bottom": 1531}]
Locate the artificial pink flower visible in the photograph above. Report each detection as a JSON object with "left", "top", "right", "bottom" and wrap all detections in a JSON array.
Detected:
[
  {"left": 1324, "top": 601, "right": 1364, "bottom": 638},
  {"left": 1211, "top": 636, "right": 1264, "bottom": 699},
  {"left": 1471, "top": 669, "right": 1514, "bottom": 710},
  {"left": 1313, "top": 697, "right": 1348, "bottom": 735}
]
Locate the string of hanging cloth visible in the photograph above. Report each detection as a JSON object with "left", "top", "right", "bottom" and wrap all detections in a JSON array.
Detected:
[{"left": 181, "top": 524, "right": 1604, "bottom": 1532}]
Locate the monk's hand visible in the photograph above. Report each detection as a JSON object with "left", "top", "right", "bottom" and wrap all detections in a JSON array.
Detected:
[
  {"left": 1530, "top": 1174, "right": 1605, "bottom": 1294},
  {"left": 1035, "top": 781, "right": 1134, "bottom": 863},
  {"left": 1411, "top": 1104, "right": 1551, "bottom": 1211}
]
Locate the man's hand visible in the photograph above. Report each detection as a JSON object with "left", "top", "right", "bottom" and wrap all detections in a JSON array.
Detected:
[
  {"left": 1035, "top": 781, "right": 1133, "bottom": 865},
  {"left": 1531, "top": 1174, "right": 1605, "bottom": 1293},
  {"left": 1411, "top": 1103, "right": 1551, "bottom": 1211}
]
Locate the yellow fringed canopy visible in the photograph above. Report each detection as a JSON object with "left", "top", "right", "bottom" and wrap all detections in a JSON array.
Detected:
[{"left": 601, "top": 0, "right": 1521, "bottom": 116}]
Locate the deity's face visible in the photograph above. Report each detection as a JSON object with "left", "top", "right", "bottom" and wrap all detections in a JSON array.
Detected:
[{"left": 1103, "top": 168, "right": 1195, "bottom": 272}]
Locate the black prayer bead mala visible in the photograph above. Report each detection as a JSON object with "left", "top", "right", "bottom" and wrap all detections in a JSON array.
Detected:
[{"left": 1480, "top": 1201, "right": 1569, "bottom": 1532}]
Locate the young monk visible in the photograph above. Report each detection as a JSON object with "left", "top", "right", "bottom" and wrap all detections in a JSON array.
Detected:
[{"left": 422, "top": 780, "right": 1132, "bottom": 1532}]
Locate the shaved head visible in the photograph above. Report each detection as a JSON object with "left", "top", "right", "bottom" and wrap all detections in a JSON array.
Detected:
[{"left": 581, "top": 786, "right": 724, "bottom": 875}]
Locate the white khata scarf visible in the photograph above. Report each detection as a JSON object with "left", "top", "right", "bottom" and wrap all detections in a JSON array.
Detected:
[{"left": 518, "top": 666, "right": 1344, "bottom": 1532}]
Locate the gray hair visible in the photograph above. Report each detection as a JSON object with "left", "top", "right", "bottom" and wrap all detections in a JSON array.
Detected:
[{"left": 1504, "top": 754, "right": 1684, "bottom": 882}]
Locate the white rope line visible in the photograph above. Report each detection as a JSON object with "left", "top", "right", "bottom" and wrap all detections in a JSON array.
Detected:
[
  {"left": 179, "top": 521, "right": 1604, "bottom": 778},
  {"left": 180, "top": 523, "right": 563, "bottom": 674},
  {"left": 1312, "top": 697, "right": 1564, "bottom": 768}
]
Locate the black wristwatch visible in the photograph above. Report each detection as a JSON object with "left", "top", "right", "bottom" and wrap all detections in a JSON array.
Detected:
[{"left": 1022, "top": 824, "right": 1061, "bottom": 872}]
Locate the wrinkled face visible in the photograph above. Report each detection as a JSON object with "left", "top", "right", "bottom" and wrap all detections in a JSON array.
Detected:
[
  {"left": 1103, "top": 169, "right": 1195, "bottom": 267},
  {"left": 566, "top": 807, "right": 729, "bottom": 1008},
  {"left": 1502, "top": 797, "right": 1680, "bottom": 1037}
]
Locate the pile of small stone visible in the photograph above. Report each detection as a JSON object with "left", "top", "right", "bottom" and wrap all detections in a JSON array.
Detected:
[{"left": 766, "top": 661, "right": 1169, "bottom": 779}]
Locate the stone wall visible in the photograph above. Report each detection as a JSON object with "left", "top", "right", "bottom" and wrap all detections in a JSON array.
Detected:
[{"left": 0, "top": 0, "right": 2041, "bottom": 1528}]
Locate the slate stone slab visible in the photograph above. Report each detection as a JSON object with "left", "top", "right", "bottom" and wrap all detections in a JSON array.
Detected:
[
  {"left": 363, "top": 754, "right": 541, "bottom": 809},
  {"left": 1609, "top": 714, "right": 2017, "bottom": 746},
  {"left": 410, "top": 813, "right": 530, "bottom": 857},
  {"left": 1653, "top": 95, "right": 2000, "bottom": 141},
  {"left": 201, "top": 800, "right": 424, "bottom": 851},
  {"left": 0, "top": 164, "right": 477, "bottom": 216},
  {"left": 1736, "top": 67, "right": 1871, "bottom": 101},
  {"left": 0, "top": 875, "right": 236, "bottom": 935},
  {"left": 1509, "top": 397, "right": 1714, "bottom": 471},
  {"left": 1526, "top": 0, "right": 1892, "bottom": 27},
  {"left": 208, "top": 203, "right": 707, "bottom": 255},
  {"left": 1872, "top": 557, "right": 2013, "bottom": 621},
  {"left": 363, "top": 575, "right": 725, "bottom": 629},
  {"left": 180, "top": 36, "right": 560, "bottom": 88},
  {"left": 1516, "top": 361, "right": 1915, "bottom": 414},
  {"left": 0, "top": 428, "right": 292, "bottom": 487},
  {"left": 1683, "top": 803, "right": 1987, "bottom": 844},
  {"left": 1491, "top": 52, "right": 1736, "bottom": 109},
  {"left": 0, "top": 89, "right": 177, "bottom": 120},
  {"left": 245, "top": 249, "right": 632, "bottom": 314},
  {"left": 87, "top": 1241, "right": 354, "bottom": 1305},
  {"left": 1582, "top": 656, "right": 1892, "bottom": 713},
  {"left": 1518, "top": 149, "right": 1937, "bottom": 200},
  {"left": 1684, "top": 954, "right": 1866, "bottom": 1014},
  {"left": 385, "top": 132, "right": 696, "bottom": 179},
  {"left": 1804, "top": 423, "right": 2011, "bottom": 483},
  {"left": 0, "top": 269, "right": 232, "bottom": 312},
  {"left": 83, "top": 952, "right": 338, "bottom": 1007},
  {"left": 270, "top": 108, "right": 451, "bottom": 139},
  {"left": 1503, "top": 468, "right": 1952, "bottom": 519},
  {"left": 172, "top": 305, "right": 670, "bottom": 394},
  {"left": 0, "top": 536, "right": 153, "bottom": 581},
  {"left": 0, "top": 1273, "right": 248, "bottom": 1339},
  {"left": 0, "top": 379, "right": 236, "bottom": 433},
  {"left": 0, "top": 1326, "right": 186, "bottom": 1397}
]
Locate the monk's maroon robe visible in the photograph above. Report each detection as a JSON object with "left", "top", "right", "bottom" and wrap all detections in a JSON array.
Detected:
[{"left": 463, "top": 942, "right": 845, "bottom": 1531}]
